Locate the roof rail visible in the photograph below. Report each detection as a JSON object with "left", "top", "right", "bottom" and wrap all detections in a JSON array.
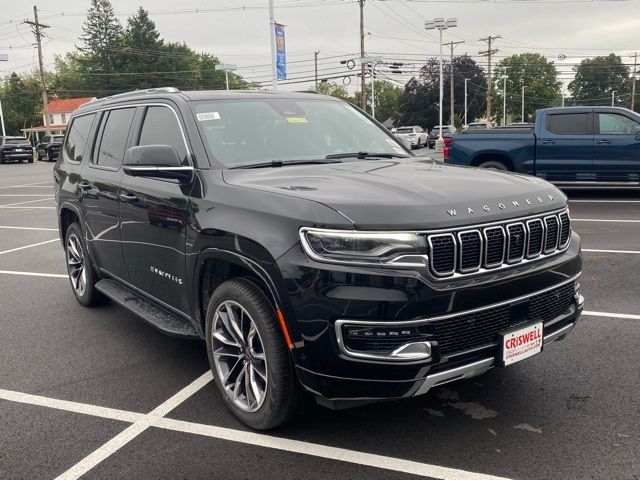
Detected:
[{"left": 84, "top": 87, "right": 181, "bottom": 106}]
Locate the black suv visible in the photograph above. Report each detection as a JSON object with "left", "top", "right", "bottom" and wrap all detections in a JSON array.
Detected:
[
  {"left": 0, "top": 136, "right": 33, "bottom": 163},
  {"left": 54, "top": 88, "right": 583, "bottom": 429},
  {"left": 37, "top": 134, "right": 65, "bottom": 161}
]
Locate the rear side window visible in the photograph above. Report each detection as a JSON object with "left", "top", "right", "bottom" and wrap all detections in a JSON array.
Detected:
[
  {"left": 95, "top": 108, "right": 136, "bottom": 169},
  {"left": 63, "top": 114, "right": 95, "bottom": 163},
  {"left": 138, "top": 106, "right": 188, "bottom": 164},
  {"left": 598, "top": 113, "right": 640, "bottom": 135},
  {"left": 546, "top": 113, "right": 590, "bottom": 135}
]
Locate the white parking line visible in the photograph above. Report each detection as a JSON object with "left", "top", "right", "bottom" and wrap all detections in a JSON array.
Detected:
[
  {"left": 1, "top": 373, "right": 512, "bottom": 480},
  {"left": 0, "top": 194, "right": 53, "bottom": 197},
  {"left": 0, "top": 238, "right": 59, "bottom": 256},
  {"left": 0, "top": 206, "right": 55, "bottom": 209},
  {"left": 0, "top": 197, "right": 53, "bottom": 208},
  {"left": 0, "top": 182, "right": 51, "bottom": 190},
  {"left": 583, "top": 248, "right": 640, "bottom": 254},
  {"left": 54, "top": 371, "right": 214, "bottom": 480},
  {"left": 572, "top": 218, "right": 640, "bottom": 223},
  {"left": 0, "top": 270, "right": 68, "bottom": 278},
  {"left": 0, "top": 226, "right": 58, "bottom": 231},
  {"left": 583, "top": 311, "right": 640, "bottom": 320},
  {"left": 0, "top": 389, "right": 144, "bottom": 423}
]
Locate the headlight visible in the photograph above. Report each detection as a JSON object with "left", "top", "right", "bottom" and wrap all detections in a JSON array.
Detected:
[{"left": 299, "top": 228, "right": 427, "bottom": 267}]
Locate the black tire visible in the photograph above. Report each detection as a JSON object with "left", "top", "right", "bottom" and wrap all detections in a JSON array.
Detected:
[
  {"left": 28, "top": 157, "right": 34, "bottom": 163},
  {"left": 205, "top": 278, "right": 301, "bottom": 430},
  {"left": 416, "top": 138, "right": 422, "bottom": 149},
  {"left": 64, "top": 222, "right": 106, "bottom": 307},
  {"left": 477, "top": 160, "right": 508, "bottom": 171}
]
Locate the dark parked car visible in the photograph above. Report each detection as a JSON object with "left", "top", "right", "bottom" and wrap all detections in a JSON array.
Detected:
[
  {"left": 427, "top": 125, "right": 457, "bottom": 148},
  {"left": 0, "top": 136, "right": 33, "bottom": 163},
  {"left": 54, "top": 88, "right": 583, "bottom": 430},
  {"left": 37, "top": 134, "right": 65, "bottom": 161},
  {"left": 446, "top": 107, "right": 640, "bottom": 187}
]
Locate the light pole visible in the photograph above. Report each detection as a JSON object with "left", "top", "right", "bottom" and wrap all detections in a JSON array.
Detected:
[
  {"left": 611, "top": 90, "right": 616, "bottom": 106},
  {"left": 363, "top": 56, "right": 383, "bottom": 119},
  {"left": 268, "top": 0, "right": 278, "bottom": 89},
  {"left": 464, "top": 78, "right": 469, "bottom": 127},
  {"left": 521, "top": 85, "right": 525, "bottom": 123},
  {"left": 215, "top": 64, "right": 237, "bottom": 90},
  {"left": 425, "top": 17, "right": 457, "bottom": 152},
  {"left": 501, "top": 75, "right": 507, "bottom": 126},
  {"left": 0, "top": 52, "right": 7, "bottom": 136}
]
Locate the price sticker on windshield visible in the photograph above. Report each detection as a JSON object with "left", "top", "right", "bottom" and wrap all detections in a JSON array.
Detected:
[
  {"left": 197, "top": 112, "right": 221, "bottom": 121},
  {"left": 286, "top": 117, "right": 308, "bottom": 123}
]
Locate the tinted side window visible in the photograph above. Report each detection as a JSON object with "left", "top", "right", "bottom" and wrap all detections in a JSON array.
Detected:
[
  {"left": 63, "top": 114, "right": 95, "bottom": 163},
  {"left": 598, "top": 113, "right": 640, "bottom": 135},
  {"left": 546, "top": 113, "right": 590, "bottom": 135},
  {"left": 138, "top": 106, "right": 188, "bottom": 164},
  {"left": 95, "top": 108, "right": 136, "bottom": 169}
]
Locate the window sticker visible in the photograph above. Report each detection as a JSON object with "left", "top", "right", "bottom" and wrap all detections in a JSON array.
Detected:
[
  {"left": 197, "top": 112, "right": 221, "bottom": 121},
  {"left": 286, "top": 117, "right": 308, "bottom": 123}
]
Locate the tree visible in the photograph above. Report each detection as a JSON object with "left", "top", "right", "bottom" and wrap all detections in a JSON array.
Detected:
[
  {"left": 493, "top": 53, "right": 561, "bottom": 124},
  {"left": 0, "top": 72, "right": 42, "bottom": 135},
  {"left": 76, "top": 0, "right": 125, "bottom": 95},
  {"left": 354, "top": 80, "right": 403, "bottom": 121},
  {"left": 396, "top": 55, "right": 486, "bottom": 129},
  {"left": 315, "top": 81, "right": 354, "bottom": 102},
  {"left": 568, "top": 54, "right": 631, "bottom": 106}
]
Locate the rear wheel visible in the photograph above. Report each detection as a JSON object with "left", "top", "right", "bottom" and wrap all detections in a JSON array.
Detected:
[
  {"left": 477, "top": 160, "right": 508, "bottom": 171},
  {"left": 206, "top": 278, "right": 300, "bottom": 430},
  {"left": 64, "top": 222, "right": 106, "bottom": 306}
]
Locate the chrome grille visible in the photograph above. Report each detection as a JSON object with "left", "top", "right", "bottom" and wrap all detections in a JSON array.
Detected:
[{"left": 425, "top": 209, "right": 571, "bottom": 278}]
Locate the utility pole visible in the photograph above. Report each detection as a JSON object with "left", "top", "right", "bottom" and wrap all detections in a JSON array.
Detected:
[
  {"left": 502, "top": 76, "right": 507, "bottom": 126},
  {"left": 521, "top": 85, "right": 525, "bottom": 122},
  {"left": 631, "top": 52, "right": 637, "bottom": 111},
  {"left": 479, "top": 35, "right": 500, "bottom": 121},
  {"left": 24, "top": 6, "right": 50, "bottom": 134},
  {"left": 314, "top": 51, "right": 319, "bottom": 90},
  {"left": 444, "top": 40, "right": 465, "bottom": 127},
  {"left": 611, "top": 90, "right": 616, "bottom": 106},
  {"left": 359, "top": 0, "right": 366, "bottom": 110}
]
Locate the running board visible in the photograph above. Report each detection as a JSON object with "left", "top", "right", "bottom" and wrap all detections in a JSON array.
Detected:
[{"left": 95, "top": 279, "right": 199, "bottom": 339}]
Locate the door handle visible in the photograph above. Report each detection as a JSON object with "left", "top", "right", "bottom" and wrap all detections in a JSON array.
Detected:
[
  {"left": 120, "top": 193, "right": 138, "bottom": 202},
  {"left": 541, "top": 139, "right": 555, "bottom": 145},
  {"left": 597, "top": 139, "right": 612, "bottom": 144}
]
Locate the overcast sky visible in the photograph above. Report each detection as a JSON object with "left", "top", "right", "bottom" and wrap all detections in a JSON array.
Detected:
[{"left": 1, "top": 0, "right": 638, "bottom": 93}]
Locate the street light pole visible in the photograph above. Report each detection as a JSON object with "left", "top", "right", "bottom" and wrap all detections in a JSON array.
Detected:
[
  {"left": 521, "top": 85, "right": 525, "bottom": 122},
  {"left": 502, "top": 76, "right": 507, "bottom": 126},
  {"left": 268, "top": 0, "right": 278, "bottom": 90},
  {"left": 425, "top": 17, "right": 457, "bottom": 152},
  {"left": 464, "top": 78, "right": 469, "bottom": 127},
  {"left": 611, "top": 90, "right": 616, "bottom": 106}
]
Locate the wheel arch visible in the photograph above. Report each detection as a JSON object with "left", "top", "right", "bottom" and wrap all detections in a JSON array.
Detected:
[{"left": 470, "top": 152, "right": 515, "bottom": 171}]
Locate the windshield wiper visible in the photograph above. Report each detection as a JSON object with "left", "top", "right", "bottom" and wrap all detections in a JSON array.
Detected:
[
  {"left": 325, "top": 152, "right": 410, "bottom": 160},
  {"left": 231, "top": 159, "right": 342, "bottom": 169}
]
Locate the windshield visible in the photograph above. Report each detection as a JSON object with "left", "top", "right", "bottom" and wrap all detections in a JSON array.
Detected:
[
  {"left": 190, "top": 98, "right": 408, "bottom": 168},
  {"left": 395, "top": 127, "right": 414, "bottom": 134},
  {"left": 5, "top": 138, "right": 29, "bottom": 145}
]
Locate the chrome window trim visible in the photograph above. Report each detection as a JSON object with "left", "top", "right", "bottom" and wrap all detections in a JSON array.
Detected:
[
  {"left": 525, "top": 218, "right": 544, "bottom": 259},
  {"left": 334, "top": 273, "right": 581, "bottom": 363},
  {"left": 483, "top": 226, "right": 505, "bottom": 269},
  {"left": 428, "top": 233, "right": 457, "bottom": 277},
  {"left": 543, "top": 215, "right": 560, "bottom": 253},
  {"left": 506, "top": 222, "right": 526, "bottom": 264},
  {"left": 457, "top": 229, "right": 482, "bottom": 273}
]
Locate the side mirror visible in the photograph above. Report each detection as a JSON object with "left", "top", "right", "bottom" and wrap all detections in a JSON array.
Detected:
[{"left": 123, "top": 145, "right": 193, "bottom": 183}]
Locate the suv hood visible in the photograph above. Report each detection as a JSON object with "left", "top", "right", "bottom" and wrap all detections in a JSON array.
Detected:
[{"left": 223, "top": 159, "right": 567, "bottom": 230}]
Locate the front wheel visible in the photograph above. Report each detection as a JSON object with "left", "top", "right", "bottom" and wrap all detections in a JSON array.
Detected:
[{"left": 206, "top": 278, "right": 300, "bottom": 430}]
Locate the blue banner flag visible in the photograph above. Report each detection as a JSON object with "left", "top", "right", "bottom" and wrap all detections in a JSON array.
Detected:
[{"left": 275, "top": 23, "right": 286, "bottom": 80}]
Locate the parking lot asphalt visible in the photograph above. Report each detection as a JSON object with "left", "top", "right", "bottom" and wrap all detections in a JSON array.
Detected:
[{"left": 0, "top": 158, "right": 638, "bottom": 480}]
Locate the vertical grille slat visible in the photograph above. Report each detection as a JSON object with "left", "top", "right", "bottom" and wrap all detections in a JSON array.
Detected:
[
  {"left": 426, "top": 210, "right": 571, "bottom": 278},
  {"left": 526, "top": 219, "right": 544, "bottom": 258},
  {"left": 506, "top": 223, "right": 526, "bottom": 263},
  {"left": 559, "top": 212, "right": 571, "bottom": 247},
  {"left": 458, "top": 230, "right": 482, "bottom": 272},
  {"left": 544, "top": 216, "right": 559, "bottom": 253}
]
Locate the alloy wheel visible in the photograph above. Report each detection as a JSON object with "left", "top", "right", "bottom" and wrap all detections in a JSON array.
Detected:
[
  {"left": 211, "top": 300, "right": 268, "bottom": 412},
  {"left": 66, "top": 234, "right": 86, "bottom": 297}
]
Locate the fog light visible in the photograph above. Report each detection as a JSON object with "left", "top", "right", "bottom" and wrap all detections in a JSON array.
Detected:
[
  {"left": 340, "top": 324, "right": 433, "bottom": 361},
  {"left": 574, "top": 282, "right": 584, "bottom": 308}
]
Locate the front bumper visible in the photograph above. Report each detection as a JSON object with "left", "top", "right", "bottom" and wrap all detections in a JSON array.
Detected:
[{"left": 277, "top": 231, "right": 583, "bottom": 404}]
